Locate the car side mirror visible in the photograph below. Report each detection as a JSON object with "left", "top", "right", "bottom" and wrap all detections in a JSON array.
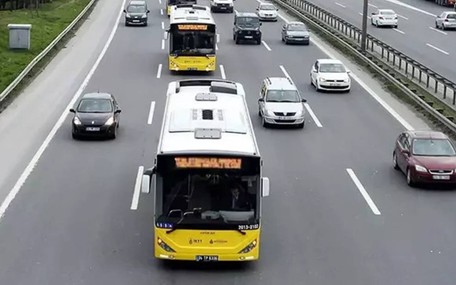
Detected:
[
  {"left": 123, "top": 9, "right": 126, "bottom": 13},
  {"left": 347, "top": 70, "right": 351, "bottom": 74},
  {"left": 115, "top": 109, "right": 122, "bottom": 113},
  {"left": 258, "top": 98, "right": 264, "bottom": 102},
  {"left": 276, "top": 8, "right": 279, "bottom": 11},
  {"left": 282, "top": 26, "right": 286, "bottom": 30},
  {"left": 147, "top": 10, "right": 150, "bottom": 13},
  {"left": 261, "top": 177, "right": 270, "bottom": 197},
  {"left": 301, "top": 98, "right": 307, "bottom": 103},
  {"left": 69, "top": 108, "right": 75, "bottom": 113}
]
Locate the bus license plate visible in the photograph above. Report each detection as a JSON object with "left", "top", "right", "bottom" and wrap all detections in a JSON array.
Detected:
[
  {"left": 86, "top": 127, "right": 100, "bottom": 131},
  {"left": 196, "top": 255, "right": 218, "bottom": 262},
  {"left": 433, "top": 175, "right": 450, "bottom": 180}
]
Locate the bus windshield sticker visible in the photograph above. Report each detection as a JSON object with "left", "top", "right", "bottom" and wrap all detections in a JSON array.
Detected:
[
  {"left": 174, "top": 157, "right": 242, "bottom": 169},
  {"left": 177, "top": 24, "right": 208, "bottom": 30}
]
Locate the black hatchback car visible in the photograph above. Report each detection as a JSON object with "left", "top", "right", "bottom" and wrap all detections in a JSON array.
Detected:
[
  {"left": 233, "top": 12, "right": 262, "bottom": 45},
  {"left": 123, "top": 0, "right": 150, "bottom": 26},
  {"left": 70, "top": 93, "right": 121, "bottom": 139}
]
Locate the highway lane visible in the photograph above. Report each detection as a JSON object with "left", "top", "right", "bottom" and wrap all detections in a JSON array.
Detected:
[
  {"left": 309, "top": 0, "right": 456, "bottom": 82},
  {"left": 1, "top": 0, "right": 456, "bottom": 284}
]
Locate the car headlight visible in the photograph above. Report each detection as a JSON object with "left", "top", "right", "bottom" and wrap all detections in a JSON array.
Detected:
[
  {"left": 239, "top": 239, "right": 257, "bottom": 254},
  {"left": 344, "top": 78, "right": 350, "bottom": 83},
  {"left": 126, "top": 13, "right": 131, "bottom": 17},
  {"left": 141, "top": 14, "right": 147, "bottom": 18},
  {"left": 265, "top": 110, "right": 274, "bottom": 117},
  {"left": 104, "top": 117, "right": 114, "bottom": 126},
  {"left": 73, "top": 117, "right": 82, "bottom": 125},
  {"left": 157, "top": 238, "right": 176, "bottom": 252},
  {"left": 319, "top": 78, "right": 326, "bottom": 82},
  {"left": 415, "top": 165, "right": 427, "bottom": 173}
]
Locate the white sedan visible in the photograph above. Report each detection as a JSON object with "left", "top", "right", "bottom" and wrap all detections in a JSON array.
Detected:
[
  {"left": 256, "top": 3, "right": 278, "bottom": 21},
  {"left": 310, "top": 59, "right": 351, "bottom": 92},
  {"left": 371, "top": 9, "right": 398, "bottom": 28}
]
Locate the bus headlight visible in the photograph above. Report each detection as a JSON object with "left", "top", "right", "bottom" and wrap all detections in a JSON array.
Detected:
[
  {"left": 238, "top": 239, "right": 257, "bottom": 254},
  {"left": 157, "top": 237, "right": 176, "bottom": 252}
]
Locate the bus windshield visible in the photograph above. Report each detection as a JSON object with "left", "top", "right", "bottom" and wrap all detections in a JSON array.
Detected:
[
  {"left": 157, "top": 172, "right": 259, "bottom": 228},
  {"left": 170, "top": 28, "right": 216, "bottom": 55},
  {"left": 168, "top": 0, "right": 196, "bottom": 5}
]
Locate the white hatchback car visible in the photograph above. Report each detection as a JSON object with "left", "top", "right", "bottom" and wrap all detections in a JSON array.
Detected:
[
  {"left": 371, "top": 9, "right": 398, "bottom": 28},
  {"left": 435, "top": 11, "right": 456, "bottom": 30},
  {"left": 256, "top": 3, "right": 278, "bottom": 21},
  {"left": 310, "top": 59, "right": 351, "bottom": 92}
]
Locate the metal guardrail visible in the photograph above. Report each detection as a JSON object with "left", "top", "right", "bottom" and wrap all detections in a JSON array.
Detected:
[
  {"left": 272, "top": 0, "right": 456, "bottom": 133},
  {"left": 0, "top": 0, "right": 98, "bottom": 103},
  {"left": 275, "top": 0, "right": 456, "bottom": 108}
]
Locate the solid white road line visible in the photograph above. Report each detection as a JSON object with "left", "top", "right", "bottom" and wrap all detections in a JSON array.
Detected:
[
  {"left": 262, "top": 41, "right": 272, "bottom": 51},
  {"left": 346, "top": 168, "right": 381, "bottom": 215},
  {"left": 160, "top": 9, "right": 163, "bottom": 15},
  {"left": 304, "top": 103, "right": 323, "bottom": 128},
  {"left": 217, "top": 33, "right": 220, "bottom": 43},
  {"left": 161, "top": 21, "right": 164, "bottom": 30},
  {"left": 147, "top": 101, "right": 156, "bottom": 125},
  {"left": 278, "top": 11, "right": 414, "bottom": 130},
  {"left": 0, "top": 0, "right": 128, "bottom": 220},
  {"left": 368, "top": 3, "right": 377, "bottom": 8},
  {"left": 161, "top": 39, "right": 165, "bottom": 50},
  {"left": 429, "top": 27, "right": 447, "bottom": 35},
  {"left": 220, "top": 65, "right": 226, "bottom": 79},
  {"left": 393, "top": 28, "right": 405, "bottom": 34},
  {"left": 335, "top": 2, "right": 346, "bottom": 8},
  {"left": 426, "top": 43, "right": 449, "bottom": 55},
  {"left": 156, "top": 64, "right": 163, "bottom": 78},
  {"left": 216, "top": 44, "right": 219, "bottom": 50},
  {"left": 358, "top": 12, "right": 371, "bottom": 19},
  {"left": 158, "top": 0, "right": 162, "bottom": 4},
  {"left": 163, "top": 31, "right": 167, "bottom": 39},
  {"left": 384, "top": 0, "right": 437, "bottom": 17},
  {"left": 397, "top": 14, "right": 408, "bottom": 20},
  {"left": 279, "top": 65, "right": 291, "bottom": 78},
  {"left": 131, "top": 166, "right": 144, "bottom": 210}
]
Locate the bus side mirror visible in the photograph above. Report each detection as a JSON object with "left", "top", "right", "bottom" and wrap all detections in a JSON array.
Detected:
[
  {"left": 261, "top": 177, "right": 270, "bottom": 197},
  {"left": 141, "top": 167, "right": 156, "bottom": 194}
]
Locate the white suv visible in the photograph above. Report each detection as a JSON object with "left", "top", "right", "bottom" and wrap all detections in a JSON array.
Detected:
[
  {"left": 258, "top": 77, "right": 307, "bottom": 128},
  {"left": 210, "top": 0, "right": 234, "bottom": 13}
]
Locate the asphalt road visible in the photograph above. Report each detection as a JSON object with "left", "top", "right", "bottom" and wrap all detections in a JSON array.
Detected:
[
  {"left": 309, "top": 0, "right": 456, "bottom": 82},
  {"left": 1, "top": 0, "right": 456, "bottom": 284}
]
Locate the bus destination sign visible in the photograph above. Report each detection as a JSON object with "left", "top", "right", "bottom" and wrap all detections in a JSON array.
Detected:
[
  {"left": 177, "top": 24, "right": 208, "bottom": 30},
  {"left": 174, "top": 157, "right": 242, "bottom": 169}
]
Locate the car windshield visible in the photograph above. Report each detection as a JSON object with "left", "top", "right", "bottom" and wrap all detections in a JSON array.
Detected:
[
  {"left": 319, "top": 63, "right": 346, "bottom": 73},
  {"left": 260, "top": 5, "right": 275, "bottom": 10},
  {"left": 288, "top": 24, "right": 306, "bottom": 31},
  {"left": 237, "top": 17, "right": 260, "bottom": 26},
  {"left": 412, "top": 138, "right": 456, "bottom": 156},
  {"left": 127, "top": 5, "right": 146, "bottom": 13},
  {"left": 77, "top": 99, "right": 113, "bottom": 113},
  {"left": 380, "top": 10, "right": 395, "bottom": 15},
  {"left": 266, "top": 90, "right": 300, "bottom": 102},
  {"left": 447, "top": 14, "right": 456, "bottom": 19}
]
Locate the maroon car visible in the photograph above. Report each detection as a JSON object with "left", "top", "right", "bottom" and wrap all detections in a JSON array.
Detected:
[{"left": 393, "top": 131, "right": 456, "bottom": 187}]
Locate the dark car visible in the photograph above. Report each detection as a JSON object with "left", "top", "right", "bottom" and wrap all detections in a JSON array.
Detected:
[
  {"left": 393, "top": 130, "right": 456, "bottom": 187},
  {"left": 281, "top": 21, "right": 310, "bottom": 45},
  {"left": 233, "top": 12, "right": 262, "bottom": 45},
  {"left": 123, "top": 0, "right": 150, "bottom": 26},
  {"left": 70, "top": 93, "right": 121, "bottom": 139}
]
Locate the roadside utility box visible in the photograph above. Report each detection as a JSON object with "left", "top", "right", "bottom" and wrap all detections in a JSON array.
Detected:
[{"left": 8, "top": 24, "right": 32, "bottom": 50}]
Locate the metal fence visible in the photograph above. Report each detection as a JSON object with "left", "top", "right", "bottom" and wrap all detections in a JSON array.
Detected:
[{"left": 276, "top": 0, "right": 456, "bottom": 108}]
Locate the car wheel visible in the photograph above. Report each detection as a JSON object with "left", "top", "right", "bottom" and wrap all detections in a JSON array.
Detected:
[
  {"left": 406, "top": 168, "right": 416, "bottom": 187},
  {"left": 72, "top": 132, "right": 79, "bottom": 140},
  {"left": 235, "top": 36, "right": 240, "bottom": 44},
  {"left": 257, "top": 39, "right": 261, "bottom": 45},
  {"left": 394, "top": 25, "right": 398, "bottom": 28},
  {"left": 233, "top": 33, "right": 235, "bottom": 40},
  {"left": 442, "top": 24, "right": 446, "bottom": 30},
  {"left": 285, "top": 39, "right": 288, "bottom": 45},
  {"left": 261, "top": 117, "right": 268, "bottom": 128},
  {"left": 258, "top": 108, "right": 262, "bottom": 116},
  {"left": 393, "top": 152, "right": 399, "bottom": 170},
  {"left": 111, "top": 127, "right": 117, "bottom": 139},
  {"left": 315, "top": 81, "right": 321, "bottom": 92},
  {"left": 435, "top": 21, "right": 438, "bottom": 28}
]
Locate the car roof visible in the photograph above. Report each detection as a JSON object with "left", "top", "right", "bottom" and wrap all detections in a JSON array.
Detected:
[
  {"left": 81, "top": 92, "right": 113, "bottom": 100},
  {"left": 236, "top": 12, "right": 259, "bottom": 17},
  {"left": 407, "top": 130, "right": 449, "bottom": 140},
  {"left": 259, "top": 2, "right": 275, "bottom": 6},
  {"left": 318, "top": 58, "right": 343, "bottom": 64},
  {"left": 378, "top": 9, "right": 395, "bottom": 13},
  {"left": 265, "top": 77, "right": 296, "bottom": 90},
  {"left": 288, "top": 21, "right": 305, "bottom": 25},
  {"left": 128, "top": 0, "right": 146, "bottom": 5}
]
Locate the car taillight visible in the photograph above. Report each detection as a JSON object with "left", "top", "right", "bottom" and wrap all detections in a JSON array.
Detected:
[{"left": 444, "top": 19, "right": 449, "bottom": 22}]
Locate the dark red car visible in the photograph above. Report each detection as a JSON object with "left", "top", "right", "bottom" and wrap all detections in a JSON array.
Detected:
[{"left": 393, "top": 131, "right": 456, "bottom": 187}]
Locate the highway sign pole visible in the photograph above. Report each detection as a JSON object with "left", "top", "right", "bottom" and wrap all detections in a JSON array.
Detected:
[{"left": 361, "top": 0, "right": 368, "bottom": 52}]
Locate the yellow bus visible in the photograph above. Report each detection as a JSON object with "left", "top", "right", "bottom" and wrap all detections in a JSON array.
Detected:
[
  {"left": 167, "top": 5, "right": 217, "bottom": 72},
  {"left": 166, "top": 0, "right": 196, "bottom": 16},
  {"left": 141, "top": 79, "right": 271, "bottom": 262}
]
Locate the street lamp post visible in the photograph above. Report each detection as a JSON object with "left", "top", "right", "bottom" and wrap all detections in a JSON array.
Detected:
[{"left": 361, "top": 0, "right": 368, "bottom": 52}]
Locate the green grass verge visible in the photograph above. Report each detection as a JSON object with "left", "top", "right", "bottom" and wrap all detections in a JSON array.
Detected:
[
  {"left": 276, "top": 1, "right": 456, "bottom": 138},
  {"left": 0, "top": 0, "right": 95, "bottom": 110}
]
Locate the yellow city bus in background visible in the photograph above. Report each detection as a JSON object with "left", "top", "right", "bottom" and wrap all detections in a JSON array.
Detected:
[
  {"left": 167, "top": 5, "right": 217, "bottom": 72},
  {"left": 166, "top": 0, "right": 196, "bottom": 16},
  {"left": 141, "top": 79, "right": 271, "bottom": 262}
]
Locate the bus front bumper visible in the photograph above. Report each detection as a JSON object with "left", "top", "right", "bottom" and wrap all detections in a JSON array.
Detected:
[
  {"left": 169, "top": 56, "right": 216, "bottom": 72},
  {"left": 155, "top": 252, "right": 259, "bottom": 262}
]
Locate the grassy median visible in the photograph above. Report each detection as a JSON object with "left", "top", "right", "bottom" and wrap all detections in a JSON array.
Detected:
[{"left": 0, "top": 0, "right": 92, "bottom": 97}]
